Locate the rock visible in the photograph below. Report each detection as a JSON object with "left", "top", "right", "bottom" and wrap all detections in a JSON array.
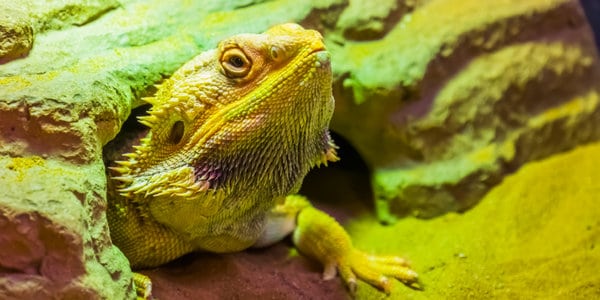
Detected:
[
  {"left": 336, "top": 0, "right": 402, "bottom": 40},
  {"left": 0, "top": 6, "right": 33, "bottom": 64},
  {"left": 0, "top": 0, "right": 121, "bottom": 64},
  {"left": 329, "top": 0, "right": 600, "bottom": 220},
  {"left": 335, "top": 0, "right": 431, "bottom": 40},
  {"left": 0, "top": 156, "right": 133, "bottom": 299},
  {"left": 1, "top": 0, "right": 598, "bottom": 298}
]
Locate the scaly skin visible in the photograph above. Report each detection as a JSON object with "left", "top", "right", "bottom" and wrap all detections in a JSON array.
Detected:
[{"left": 107, "top": 23, "right": 418, "bottom": 297}]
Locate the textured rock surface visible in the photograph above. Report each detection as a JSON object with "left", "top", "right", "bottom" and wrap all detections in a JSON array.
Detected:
[
  {"left": 0, "top": 157, "right": 132, "bottom": 299},
  {"left": 1, "top": 0, "right": 599, "bottom": 298},
  {"left": 0, "top": 6, "right": 32, "bottom": 64},
  {"left": 329, "top": 0, "right": 600, "bottom": 220}
]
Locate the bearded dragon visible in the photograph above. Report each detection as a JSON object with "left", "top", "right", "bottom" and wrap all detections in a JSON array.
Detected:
[{"left": 106, "top": 23, "right": 418, "bottom": 298}]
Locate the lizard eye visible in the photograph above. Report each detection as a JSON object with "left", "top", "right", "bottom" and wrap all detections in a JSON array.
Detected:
[
  {"left": 229, "top": 56, "right": 244, "bottom": 68},
  {"left": 221, "top": 48, "right": 251, "bottom": 78},
  {"left": 168, "top": 120, "right": 184, "bottom": 144}
]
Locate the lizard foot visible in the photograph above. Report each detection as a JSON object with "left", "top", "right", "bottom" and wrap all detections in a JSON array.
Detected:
[
  {"left": 133, "top": 272, "right": 153, "bottom": 300},
  {"left": 325, "top": 249, "right": 419, "bottom": 294},
  {"left": 292, "top": 201, "right": 420, "bottom": 295}
]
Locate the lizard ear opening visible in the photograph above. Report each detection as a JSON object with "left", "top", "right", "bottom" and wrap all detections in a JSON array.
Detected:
[{"left": 169, "top": 120, "right": 185, "bottom": 144}]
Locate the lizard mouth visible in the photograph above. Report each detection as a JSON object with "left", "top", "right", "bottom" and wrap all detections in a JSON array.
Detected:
[
  {"left": 310, "top": 47, "right": 326, "bottom": 54},
  {"left": 308, "top": 42, "right": 327, "bottom": 56}
]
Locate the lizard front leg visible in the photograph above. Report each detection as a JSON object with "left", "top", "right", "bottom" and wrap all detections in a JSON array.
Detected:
[
  {"left": 107, "top": 193, "right": 194, "bottom": 299},
  {"left": 257, "top": 195, "right": 419, "bottom": 294}
]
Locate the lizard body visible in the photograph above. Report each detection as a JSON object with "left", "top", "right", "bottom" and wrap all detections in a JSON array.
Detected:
[{"left": 106, "top": 23, "right": 417, "bottom": 297}]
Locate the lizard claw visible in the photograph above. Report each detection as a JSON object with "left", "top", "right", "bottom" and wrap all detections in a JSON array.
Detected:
[
  {"left": 133, "top": 272, "right": 153, "bottom": 300},
  {"left": 335, "top": 250, "right": 419, "bottom": 294}
]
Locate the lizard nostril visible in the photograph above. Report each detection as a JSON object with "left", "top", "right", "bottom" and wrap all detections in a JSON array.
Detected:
[{"left": 169, "top": 120, "right": 185, "bottom": 144}]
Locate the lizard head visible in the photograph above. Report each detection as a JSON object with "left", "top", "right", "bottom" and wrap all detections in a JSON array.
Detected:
[{"left": 112, "top": 23, "right": 337, "bottom": 200}]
